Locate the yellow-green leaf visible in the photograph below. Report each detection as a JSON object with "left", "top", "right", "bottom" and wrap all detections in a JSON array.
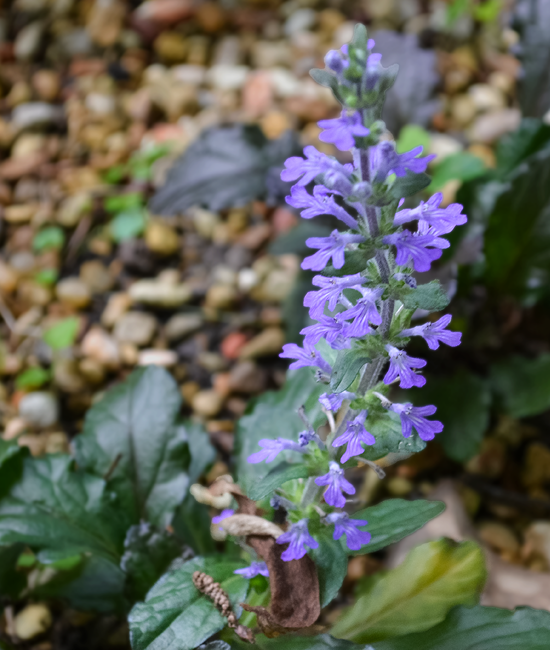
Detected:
[{"left": 332, "top": 539, "right": 487, "bottom": 643}]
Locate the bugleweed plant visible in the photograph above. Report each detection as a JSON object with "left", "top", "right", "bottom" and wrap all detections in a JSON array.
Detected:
[{"left": 1, "top": 23, "right": 550, "bottom": 650}]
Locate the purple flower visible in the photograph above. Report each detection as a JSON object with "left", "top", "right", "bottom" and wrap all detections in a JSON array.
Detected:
[
  {"left": 315, "top": 461, "right": 355, "bottom": 507},
  {"left": 318, "top": 111, "right": 370, "bottom": 152},
  {"left": 286, "top": 185, "right": 359, "bottom": 230},
  {"left": 400, "top": 314, "right": 462, "bottom": 350},
  {"left": 281, "top": 145, "right": 352, "bottom": 186},
  {"left": 389, "top": 402, "right": 443, "bottom": 441},
  {"left": 326, "top": 512, "right": 371, "bottom": 551},
  {"left": 384, "top": 345, "right": 427, "bottom": 389},
  {"left": 247, "top": 438, "right": 304, "bottom": 464},
  {"left": 234, "top": 561, "right": 269, "bottom": 579},
  {"left": 277, "top": 519, "right": 318, "bottom": 561},
  {"left": 304, "top": 274, "right": 366, "bottom": 319},
  {"left": 364, "top": 52, "right": 382, "bottom": 90},
  {"left": 383, "top": 229, "right": 449, "bottom": 273},
  {"left": 339, "top": 286, "right": 384, "bottom": 337},
  {"left": 319, "top": 391, "right": 356, "bottom": 411},
  {"left": 303, "top": 231, "right": 365, "bottom": 271},
  {"left": 212, "top": 509, "right": 234, "bottom": 526},
  {"left": 280, "top": 341, "right": 332, "bottom": 374},
  {"left": 370, "top": 142, "right": 435, "bottom": 184},
  {"left": 325, "top": 49, "right": 346, "bottom": 74},
  {"left": 394, "top": 193, "right": 467, "bottom": 234},
  {"left": 332, "top": 411, "right": 376, "bottom": 463},
  {"left": 301, "top": 315, "right": 351, "bottom": 350}
]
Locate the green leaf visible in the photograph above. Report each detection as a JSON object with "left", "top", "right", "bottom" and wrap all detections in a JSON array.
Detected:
[
  {"left": 110, "top": 207, "right": 147, "bottom": 242},
  {"left": 310, "top": 529, "right": 348, "bottom": 607},
  {"left": 429, "top": 152, "right": 486, "bottom": 191},
  {"left": 360, "top": 411, "right": 426, "bottom": 462},
  {"left": 399, "top": 281, "right": 450, "bottom": 311},
  {"left": 372, "top": 605, "right": 550, "bottom": 650},
  {"left": 0, "top": 455, "right": 125, "bottom": 564},
  {"left": 348, "top": 499, "right": 446, "bottom": 555},
  {"left": 310, "top": 69, "right": 339, "bottom": 92},
  {"left": 182, "top": 420, "right": 216, "bottom": 485},
  {"left": 43, "top": 316, "right": 79, "bottom": 350},
  {"left": 231, "top": 634, "right": 361, "bottom": 649},
  {"left": 235, "top": 369, "right": 325, "bottom": 497},
  {"left": 104, "top": 192, "right": 144, "bottom": 213},
  {"left": 0, "top": 544, "right": 25, "bottom": 599},
  {"left": 495, "top": 118, "right": 550, "bottom": 177},
  {"left": 33, "top": 226, "right": 65, "bottom": 252},
  {"left": 128, "top": 556, "right": 249, "bottom": 650},
  {"left": 0, "top": 440, "right": 27, "bottom": 499},
  {"left": 407, "top": 371, "right": 491, "bottom": 463},
  {"left": 173, "top": 496, "right": 216, "bottom": 556},
  {"left": 322, "top": 248, "right": 375, "bottom": 278},
  {"left": 396, "top": 125, "right": 430, "bottom": 154},
  {"left": 248, "top": 462, "right": 309, "bottom": 502},
  {"left": 34, "top": 268, "right": 58, "bottom": 286},
  {"left": 121, "top": 523, "right": 192, "bottom": 602},
  {"left": 332, "top": 539, "right": 486, "bottom": 643},
  {"left": 75, "top": 366, "right": 188, "bottom": 528},
  {"left": 330, "top": 349, "right": 371, "bottom": 393},
  {"left": 490, "top": 354, "right": 550, "bottom": 418},
  {"left": 15, "top": 367, "right": 50, "bottom": 390},
  {"left": 390, "top": 171, "right": 431, "bottom": 200}
]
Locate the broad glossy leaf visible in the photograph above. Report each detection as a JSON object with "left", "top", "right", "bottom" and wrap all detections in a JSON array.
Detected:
[
  {"left": 390, "top": 171, "right": 431, "bottom": 200},
  {"left": 360, "top": 411, "right": 426, "bottom": 462},
  {"left": 110, "top": 208, "right": 147, "bottom": 243},
  {"left": 173, "top": 496, "right": 216, "bottom": 556},
  {"left": 496, "top": 118, "right": 550, "bottom": 176},
  {"left": 396, "top": 125, "right": 430, "bottom": 154},
  {"left": 429, "top": 152, "right": 486, "bottom": 191},
  {"left": 322, "top": 248, "right": 376, "bottom": 278},
  {"left": 43, "top": 317, "right": 79, "bottom": 350},
  {"left": 235, "top": 369, "right": 325, "bottom": 497},
  {"left": 248, "top": 462, "right": 309, "bottom": 502},
  {"left": 332, "top": 539, "right": 486, "bottom": 643},
  {"left": 373, "top": 604, "right": 550, "bottom": 650},
  {"left": 490, "top": 354, "right": 550, "bottom": 418},
  {"left": 399, "top": 281, "right": 450, "bottom": 311},
  {"left": 121, "top": 523, "right": 193, "bottom": 601},
  {"left": 330, "top": 349, "right": 371, "bottom": 393},
  {"left": 0, "top": 455, "right": 125, "bottom": 564},
  {"left": 310, "top": 529, "right": 348, "bottom": 607},
  {"left": 128, "top": 556, "right": 248, "bottom": 650},
  {"left": 407, "top": 371, "right": 491, "bottom": 463},
  {"left": 75, "top": 366, "right": 187, "bottom": 528},
  {"left": 231, "top": 634, "right": 361, "bottom": 649},
  {"left": 348, "top": 499, "right": 446, "bottom": 555},
  {"left": 0, "top": 544, "right": 25, "bottom": 599},
  {"left": 182, "top": 420, "right": 216, "bottom": 485}
]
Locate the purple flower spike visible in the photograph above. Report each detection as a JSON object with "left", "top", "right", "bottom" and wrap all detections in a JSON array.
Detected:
[
  {"left": 277, "top": 519, "right": 318, "bottom": 562},
  {"left": 384, "top": 345, "right": 427, "bottom": 389},
  {"left": 389, "top": 403, "right": 444, "bottom": 441},
  {"left": 315, "top": 461, "right": 355, "bottom": 508},
  {"left": 301, "top": 315, "right": 351, "bottom": 350},
  {"left": 370, "top": 141, "right": 435, "bottom": 184},
  {"left": 302, "top": 231, "right": 365, "bottom": 271},
  {"left": 383, "top": 229, "right": 449, "bottom": 272},
  {"left": 247, "top": 438, "right": 304, "bottom": 464},
  {"left": 340, "top": 286, "right": 384, "bottom": 337},
  {"left": 332, "top": 411, "right": 375, "bottom": 463},
  {"left": 212, "top": 509, "right": 234, "bottom": 525},
  {"left": 319, "top": 391, "right": 356, "bottom": 412},
  {"left": 280, "top": 341, "right": 332, "bottom": 374},
  {"left": 400, "top": 314, "right": 462, "bottom": 350},
  {"left": 318, "top": 111, "right": 370, "bottom": 152},
  {"left": 394, "top": 193, "right": 467, "bottom": 235},
  {"left": 286, "top": 185, "right": 359, "bottom": 230},
  {"left": 304, "top": 274, "right": 366, "bottom": 319},
  {"left": 326, "top": 512, "right": 371, "bottom": 551},
  {"left": 234, "top": 561, "right": 269, "bottom": 579},
  {"left": 281, "top": 145, "right": 352, "bottom": 186}
]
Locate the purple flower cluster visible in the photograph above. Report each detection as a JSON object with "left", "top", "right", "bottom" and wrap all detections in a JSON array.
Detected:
[{"left": 242, "top": 27, "right": 468, "bottom": 565}]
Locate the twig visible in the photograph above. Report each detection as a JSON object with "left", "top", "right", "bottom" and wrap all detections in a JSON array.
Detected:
[
  {"left": 192, "top": 571, "right": 255, "bottom": 643},
  {"left": 460, "top": 474, "right": 550, "bottom": 517},
  {"left": 103, "top": 453, "right": 123, "bottom": 482}
]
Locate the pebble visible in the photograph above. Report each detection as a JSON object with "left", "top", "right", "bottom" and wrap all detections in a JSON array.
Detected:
[
  {"left": 468, "top": 84, "right": 505, "bottom": 112},
  {"left": 79, "top": 260, "right": 114, "bottom": 294},
  {"left": 171, "top": 64, "right": 207, "bottom": 86},
  {"left": 145, "top": 219, "right": 180, "bottom": 255},
  {"left": 243, "top": 71, "right": 274, "bottom": 117},
  {"left": 228, "top": 361, "right": 267, "bottom": 394},
  {"left": 238, "top": 327, "right": 285, "bottom": 360},
  {"left": 81, "top": 326, "right": 120, "bottom": 369},
  {"left": 12, "top": 134, "right": 47, "bottom": 159},
  {"left": 468, "top": 108, "right": 521, "bottom": 144},
  {"left": 387, "top": 476, "right": 414, "bottom": 497},
  {"left": 522, "top": 443, "right": 550, "bottom": 489},
  {"left": 253, "top": 267, "right": 295, "bottom": 302},
  {"left": 101, "top": 292, "right": 131, "bottom": 328},
  {"left": 154, "top": 31, "right": 187, "bottom": 62},
  {"left": 12, "top": 102, "right": 64, "bottom": 130},
  {"left": 164, "top": 313, "right": 203, "bottom": 342},
  {"left": 205, "top": 284, "right": 238, "bottom": 310},
  {"left": 138, "top": 349, "right": 178, "bottom": 367},
  {"left": 478, "top": 521, "right": 520, "bottom": 555},
  {"left": 14, "top": 21, "right": 43, "bottom": 61},
  {"left": 206, "top": 65, "right": 249, "bottom": 91},
  {"left": 32, "top": 70, "right": 61, "bottom": 102},
  {"left": 450, "top": 94, "right": 477, "bottom": 127},
  {"left": 523, "top": 522, "right": 550, "bottom": 568},
  {"left": 284, "top": 8, "right": 317, "bottom": 36},
  {"left": 14, "top": 604, "right": 52, "bottom": 640},
  {"left": 192, "top": 389, "right": 224, "bottom": 418},
  {"left": 78, "top": 358, "right": 106, "bottom": 385},
  {"left": 129, "top": 279, "right": 191, "bottom": 308},
  {"left": 191, "top": 208, "right": 220, "bottom": 238},
  {"left": 237, "top": 268, "right": 259, "bottom": 293},
  {"left": 0, "top": 261, "right": 18, "bottom": 293},
  {"left": 134, "top": 0, "right": 193, "bottom": 26},
  {"left": 3, "top": 417, "right": 28, "bottom": 440},
  {"left": 220, "top": 332, "right": 248, "bottom": 360},
  {"left": 19, "top": 391, "right": 58, "bottom": 428},
  {"left": 56, "top": 193, "right": 92, "bottom": 228},
  {"left": 53, "top": 359, "right": 86, "bottom": 393},
  {"left": 56, "top": 277, "right": 92, "bottom": 309},
  {"left": 429, "top": 133, "right": 463, "bottom": 161},
  {"left": 113, "top": 311, "right": 157, "bottom": 346},
  {"left": 4, "top": 204, "right": 36, "bottom": 224}
]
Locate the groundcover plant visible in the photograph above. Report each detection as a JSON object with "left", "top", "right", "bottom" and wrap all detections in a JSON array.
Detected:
[{"left": 1, "top": 23, "right": 550, "bottom": 650}]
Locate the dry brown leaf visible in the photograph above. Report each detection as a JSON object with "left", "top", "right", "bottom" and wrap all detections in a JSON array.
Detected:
[
  {"left": 220, "top": 514, "right": 283, "bottom": 539},
  {"left": 190, "top": 483, "right": 232, "bottom": 509}
]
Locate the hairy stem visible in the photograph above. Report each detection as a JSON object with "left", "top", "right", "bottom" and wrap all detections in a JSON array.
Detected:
[{"left": 301, "top": 476, "right": 323, "bottom": 507}]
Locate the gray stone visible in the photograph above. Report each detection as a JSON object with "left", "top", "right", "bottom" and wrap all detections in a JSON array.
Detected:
[
  {"left": 19, "top": 391, "right": 59, "bottom": 427},
  {"left": 164, "top": 313, "right": 203, "bottom": 342},
  {"left": 113, "top": 311, "right": 157, "bottom": 346},
  {"left": 129, "top": 279, "right": 192, "bottom": 308},
  {"left": 12, "top": 102, "right": 64, "bottom": 130}
]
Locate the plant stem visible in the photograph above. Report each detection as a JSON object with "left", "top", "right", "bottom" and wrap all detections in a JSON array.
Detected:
[{"left": 301, "top": 476, "right": 323, "bottom": 507}]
